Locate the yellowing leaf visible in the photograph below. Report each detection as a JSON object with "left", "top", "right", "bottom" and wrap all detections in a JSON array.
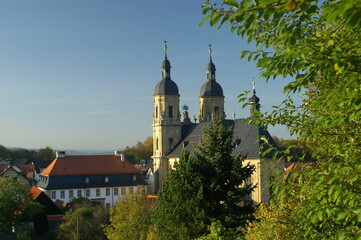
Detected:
[
  {"left": 334, "top": 62, "right": 343, "bottom": 75},
  {"left": 327, "top": 39, "right": 334, "bottom": 46},
  {"left": 285, "top": 0, "right": 297, "bottom": 10}
]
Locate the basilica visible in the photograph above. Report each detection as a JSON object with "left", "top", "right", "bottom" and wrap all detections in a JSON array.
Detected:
[{"left": 151, "top": 43, "right": 283, "bottom": 203}]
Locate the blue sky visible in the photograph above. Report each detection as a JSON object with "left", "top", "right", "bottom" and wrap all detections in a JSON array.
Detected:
[{"left": 0, "top": 0, "right": 296, "bottom": 151}]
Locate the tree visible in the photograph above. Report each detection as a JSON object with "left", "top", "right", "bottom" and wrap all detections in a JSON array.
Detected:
[
  {"left": 152, "top": 150, "right": 208, "bottom": 240},
  {"left": 196, "top": 221, "right": 242, "bottom": 240},
  {"left": 0, "top": 145, "right": 9, "bottom": 159},
  {"left": 0, "top": 178, "right": 41, "bottom": 234},
  {"left": 246, "top": 163, "right": 361, "bottom": 240},
  {"left": 272, "top": 137, "right": 314, "bottom": 162},
  {"left": 8, "top": 148, "right": 37, "bottom": 162},
  {"left": 193, "top": 118, "right": 255, "bottom": 228},
  {"left": 153, "top": 118, "right": 255, "bottom": 240},
  {"left": 201, "top": 0, "right": 361, "bottom": 238},
  {"left": 58, "top": 201, "right": 109, "bottom": 240},
  {"left": 104, "top": 191, "right": 154, "bottom": 240},
  {"left": 201, "top": 0, "right": 360, "bottom": 162},
  {"left": 36, "top": 147, "right": 55, "bottom": 161},
  {"left": 123, "top": 137, "right": 153, "bottom": 163},
  {"left": 0, "top": 146, "right": 55, "bottom": 162}
]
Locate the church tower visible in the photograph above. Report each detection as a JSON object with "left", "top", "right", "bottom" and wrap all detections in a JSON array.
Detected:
[
  {"left": 249, "top": 81, "right": 260, "bottom": 114},
  {"left": 152, "top": 41, "right": 181, "bottom": 193},
  {"left": 199, "top": 45, "right": 225, "bottom": 122}
]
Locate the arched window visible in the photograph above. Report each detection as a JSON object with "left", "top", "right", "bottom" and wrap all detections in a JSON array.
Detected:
[
  {"left": 168, "top": 105, "right": 173, "bottom": 118},
  {"left": 156, "top": 138, "right": 159, "bottom": 150},
  {"left": 155, "top": 106, "right": 158, "bottom": 118},
  {"left": 214, "top": 106, "right": 219, "bottom": 116}
]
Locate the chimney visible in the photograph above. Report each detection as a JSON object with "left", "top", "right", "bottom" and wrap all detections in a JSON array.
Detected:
[
  {"left": 56, "top": 151, "right": 66, "bottom": 158},
  {"left": 114, "top": 150, "right": 125, "bottom": 162}
]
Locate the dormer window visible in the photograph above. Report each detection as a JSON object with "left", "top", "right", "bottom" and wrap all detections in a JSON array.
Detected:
[
  {"left": 132, "top": 175, "right": 137, "bottom": 182},
  {"left": 85, "top": 177, "right": 90, "bottom": 184},
  {"left": 104, "top": 176, "right": 109, "bottom": 183}
]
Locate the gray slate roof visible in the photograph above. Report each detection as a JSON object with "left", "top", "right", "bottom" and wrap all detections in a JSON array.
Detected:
[
  {"left": 167, "top": 119, "right": 279, "bottom": 159},
  {"left": 199, "top": 80, "right": 224, "bottom": 97},
  {"left": 154, "top": 78, "right": 179, "bottom": 96},
  {"left": 38, "top": 173, "right": 146, "bottom": 190}
]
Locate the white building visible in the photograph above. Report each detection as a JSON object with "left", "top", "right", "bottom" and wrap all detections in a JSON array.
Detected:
[{"left": 37, "top": 151, "right": 147, "bottom": 208}]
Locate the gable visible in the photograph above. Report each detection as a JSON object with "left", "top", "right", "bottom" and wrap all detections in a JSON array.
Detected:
[{"left": 31, "top": 187, "right": 63, "bottom": 215}]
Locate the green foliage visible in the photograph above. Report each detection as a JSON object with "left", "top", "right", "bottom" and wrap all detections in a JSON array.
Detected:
[
  {"left": 196, "top": 221, "right": 244, "bottom": 240},
  {"left": 194, "top": 118, "right": 255, "bottom": 228},
  {"left": 201, "top": 0, "right": 361, "bottom": 238},
  {"left": 153, "top": 150, "right": 207, "bottom": 240},
  {"left": 0, "top": 145, "right": 55, "bottom": 162},
  {"left": 201, "top": 0, "right": 361, "bottom": 162},
  {"left": 36, "top": 147, "right": 55, "bottom": 161},
  {"left": 247, "top": 163, "right": 361, "bottom": 240},
  {"left": 104, "top": 191, "right": 154, "bottom": 240},
  {"left": 153, "top": 118, "right": 255, "bottom": 240},
  {"left": 0, "top": 178, "right": 42, "bottom": 234},
  {"left": 58, "top": 202, "right": 108, "bottom": 240},
  {"left": 273, "top": 137, "right": 314, "bottom": 162},
  {"left": 18, "top": 231, "right": 57, "bottom": 240},
  {"left": 0, "top": 145, "right": 9, "bottom": 159},
  {"left": 123, "top": 137, "right": 153, "bottom": 163}
]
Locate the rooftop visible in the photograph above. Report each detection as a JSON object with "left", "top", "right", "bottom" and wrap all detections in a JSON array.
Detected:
[{"left": 41, "top": 154, "right": 140, "bottom": 176}]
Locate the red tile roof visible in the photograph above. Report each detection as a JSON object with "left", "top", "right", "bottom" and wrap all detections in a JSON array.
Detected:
[
  {"left": 0, "top": 164, "right": 36, "bottom": 178},
  {"left": 30, "top": 186, "right": 43, "bottom": 199},
  {"left": 147, "top": 195, "right": 158, "bottom": 199},
  {"left": 17, "top": 164, "right": 35, "bottom": 172},
  {"left": 41, "top": 154, "right": 140, "bottom": 176},
  {"left": 0, "top": 165, "right": 7, "bottom": 172},
  {"left": 147, "top": 195, "right": 158, "bottom": 205},
  {"left": 55, "top": 199, "right": 68, "bottom": 209}
]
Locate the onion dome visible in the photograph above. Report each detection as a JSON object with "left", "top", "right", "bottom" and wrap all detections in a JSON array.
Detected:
[
  {"left": 207, "top": 60, "right": 216, "bottom": 73},
  {"left": 154, "top": 41, "right": 179, "bottom": 96},
  {"left": 154, "top": 78, "right": 179, "bottom": 96},
  {"left": 249, "top": 81, "right": 260, "bottom": 112},
  {"left": 199, "top": 80, "right": 224, "bottom": 97},
  {"left": 249, "top": 92, "right": 260, "bottom": 105},
  {"left": 162, "top": 56, "right": 171, "bottom": 71},
  {"left": 199, "top": 44, "right": 224, "bottom": 97}
]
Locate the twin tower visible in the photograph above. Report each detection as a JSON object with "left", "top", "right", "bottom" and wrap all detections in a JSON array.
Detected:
[
  {"left": 151, "top": 43, "right": 265, "bottom": 195},
  {"left": 152, "top": 43, "right": 224, "bottom": 159}
]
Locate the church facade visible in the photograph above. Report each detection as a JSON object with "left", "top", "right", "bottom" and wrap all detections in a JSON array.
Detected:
[{"left": 151, "top": 44, "right": 283, "bottom": 204}]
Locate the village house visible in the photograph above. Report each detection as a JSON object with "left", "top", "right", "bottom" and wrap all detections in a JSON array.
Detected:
[
  {"left": 37, "top": 151, "right": 147, "bottom": 208},
  {"left": 0, "top": 164, "right": 38, "bottom": 189}
]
